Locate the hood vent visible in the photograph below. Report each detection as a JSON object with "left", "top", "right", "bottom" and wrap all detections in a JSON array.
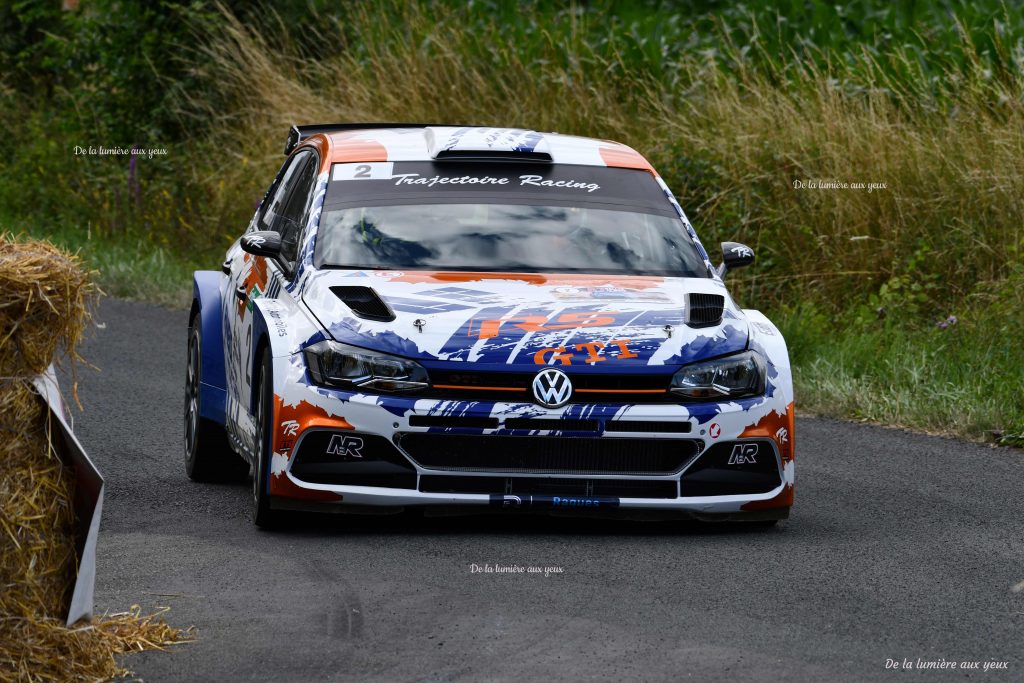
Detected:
[
  {"left": 433, "top": 149, "right": 552, "bottom": 163},
  {"left": 329, "top": 286, "right": 395, "bottom": 322},
  {"left": 686, "top": 293, "right": 725, "bottom": 327}
]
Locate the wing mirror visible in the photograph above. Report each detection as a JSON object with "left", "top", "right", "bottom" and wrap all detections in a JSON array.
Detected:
[
  {"left": 240, "top": 231, "right": 283, "bottom": 258},
  {"left": 718, "top": 241, "right": 755, "bottom": 277}
]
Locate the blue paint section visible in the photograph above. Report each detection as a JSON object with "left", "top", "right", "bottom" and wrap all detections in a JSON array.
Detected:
[
  {"left": 511, "top": 130, "right": 544, "bottom": 153},
  {"left": 193, "top": 271, "right": 227, "bottom": 426},
  {"left": 436, "top": 305, "right": 517, "bottom": 359},
  {"left": 328, "top": 324, "right": 433, "bottom": 359},
  {"left": 662, "top": 323, "right": 748, "bottom": 365}
]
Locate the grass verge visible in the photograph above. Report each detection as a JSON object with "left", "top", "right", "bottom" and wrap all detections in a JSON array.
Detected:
[{"left": 1, "top": 214, "right": 196, "bottom": 308}]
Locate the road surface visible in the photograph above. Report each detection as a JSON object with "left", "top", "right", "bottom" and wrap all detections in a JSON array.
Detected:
[{"left": 66, "top": 299, "right": 1023, "bottom": 681}]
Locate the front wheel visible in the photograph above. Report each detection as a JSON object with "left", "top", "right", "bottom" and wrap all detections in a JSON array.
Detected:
[
  {"left": 185, "top": 316, "right": 244, "bottom": 482},
  {"left": 252, "top": 347, "right": 280, "bottom": 528}
]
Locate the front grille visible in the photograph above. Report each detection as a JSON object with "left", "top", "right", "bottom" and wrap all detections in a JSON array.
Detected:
[
  {"left": 397, "top": 433, "right": 699, "bottom": 475},
  {"left": 605, "top": 420, "right": 692, "bottom": 434},
  {"left": 404, "top": 415, "right": 693, "bottom": 434},
  {"left": 420, "top": 475, "right": 678, "bottom": 499},
  {"left": 424, "top": 370, "right": 672, "bottom": 403},
  {"left": 409, "top": 415, "right": 499, "bottom": 429},
  {"left": 504, "top": 418, "right": 599, "bottom": 431}
]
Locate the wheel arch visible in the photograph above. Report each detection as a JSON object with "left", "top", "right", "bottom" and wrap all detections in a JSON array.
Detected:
[
  {"left": 192, "top": 271, "right": 228, "bottom": 426},
  {"left": 247, "top": 297, "right": 294, "bottom": 416}
]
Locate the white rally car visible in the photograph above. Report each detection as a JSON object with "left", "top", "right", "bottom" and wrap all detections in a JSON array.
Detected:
[{"left": 185, "top": 124, "right": 795, "bottom": 527}]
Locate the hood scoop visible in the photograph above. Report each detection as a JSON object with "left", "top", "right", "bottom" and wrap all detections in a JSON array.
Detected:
[
  {"left": 686, "top": 293, "right": 725, "bottom": 327},
  {"left": 329, "top": 286, "right": 395, "bottom": 322}
]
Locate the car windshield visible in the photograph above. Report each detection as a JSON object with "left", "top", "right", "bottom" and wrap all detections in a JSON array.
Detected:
[{"left": 315, "top": 204, "right": 709, "bottom": 277}]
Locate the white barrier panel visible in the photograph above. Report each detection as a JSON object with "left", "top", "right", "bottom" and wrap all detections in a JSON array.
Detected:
[{"left": 33, "top": 368, "right": 105, "bottom": 626}]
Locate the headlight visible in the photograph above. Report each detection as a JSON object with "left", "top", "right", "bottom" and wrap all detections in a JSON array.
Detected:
[
  {"left": 303, "top": 340, "right": 430, "bottom": 392},
  {"left": 670, "top": 350, "right": 766, "bottom": 399}
]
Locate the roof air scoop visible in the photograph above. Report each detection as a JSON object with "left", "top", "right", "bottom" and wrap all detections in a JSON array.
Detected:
[
  {"left": 428, "top": 126, "right": 553, "bottom": 162},
  {"left": 329, "top": 286, "right": 395, "bottom": 322},
  {"left": 685, "top": 293, "right": 725, "bottom": 327}
]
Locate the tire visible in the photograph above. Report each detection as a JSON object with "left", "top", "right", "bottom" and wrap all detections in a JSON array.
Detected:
[
  {"left": 252, "top": 346, "right": 280, "bottom": 528},
  {"left": 185, "top": 314, "right": 245, "bottom": 482}
]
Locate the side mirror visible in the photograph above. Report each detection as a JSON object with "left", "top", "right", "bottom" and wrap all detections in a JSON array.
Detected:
[
  {"left": 240, "top": 231, "right": 282, "bottom": 258},
  {"left": 718, "top": 241, "right": 755, "bottom": 277}
]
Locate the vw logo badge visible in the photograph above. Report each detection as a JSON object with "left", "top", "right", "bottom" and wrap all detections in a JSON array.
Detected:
[{"left": 532, "top": 368, "right": 573, "bottom": 408}]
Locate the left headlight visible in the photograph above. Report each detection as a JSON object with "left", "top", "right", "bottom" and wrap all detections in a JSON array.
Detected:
[
  {"left": 670, "top": 350, "right": 766, "bottom": 399},
  {"left": 303, "top": 340, "right": 430, "bottom": 392}
]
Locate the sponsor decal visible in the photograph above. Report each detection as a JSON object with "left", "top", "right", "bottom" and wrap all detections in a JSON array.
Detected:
[
  {"left": 332, "top": 162, "right": 395, "bottom": 181},
  {"left": 518, "top": 175, "right": 600, "bottom": 193},
  {"left": 243, "top": 234, "right": 266, "bottom": 248},
  {"left": 730, "top": 245, "right": 754, "bottom": 259},
  {"left": 488, "top": 494, "right": 619, "bottom": 509},
  {"left": 325, "top": 434, "right": 364, "bottom": 459},
  {"left": 775, "top": 427, "right": 789, "bottom": 444},
  {"left": 727, "top": 443, "right": 759, "bottom": 465},
  {"left": 533, "top": 339, "right": 637, "bottom": 365},
  {"left": 709, "top": 423, "right": 721, "bottom": 439},
  {"left": 391, "top": 173, "right": 509, "bottom": 188},
  {"left": 336, "top": 167, "right": 601, "bottom": 193},
  {"left": 476, "top": 311, "right": 620, "bottom": 339},
  {"left": 551, "top": 496, "right": 603, "bottom": 508},
  {"left": 531, "top": 368, "right": 573, "bottom": 408},
  {"left": 280, "top": 420, "right": 299, "bottom": 437}
]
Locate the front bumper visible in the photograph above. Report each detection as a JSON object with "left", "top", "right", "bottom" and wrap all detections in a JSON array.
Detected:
[{"left": 268, "top": 372, "right": 796, "bottom": 520}]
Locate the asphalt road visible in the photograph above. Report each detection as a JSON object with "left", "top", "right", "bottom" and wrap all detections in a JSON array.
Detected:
[{"left": 65, "top": 298, "right": 1023, "bottom": 682}]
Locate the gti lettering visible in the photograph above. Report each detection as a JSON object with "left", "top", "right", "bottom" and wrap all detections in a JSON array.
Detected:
[{"left": 534, "top": 339, "right": 637, "bottom": 365}]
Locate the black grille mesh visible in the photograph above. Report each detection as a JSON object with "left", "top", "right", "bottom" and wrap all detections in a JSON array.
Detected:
[{"left": 398, "top": 433, "right": 698, "bottom": 474}]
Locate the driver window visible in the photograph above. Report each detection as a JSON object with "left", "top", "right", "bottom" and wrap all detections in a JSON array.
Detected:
[{"left": 260, "top": 151, "right": 318, "bottom": 274}]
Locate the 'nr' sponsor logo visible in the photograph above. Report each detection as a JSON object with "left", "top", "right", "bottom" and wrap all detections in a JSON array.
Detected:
[
  {"left": 326, "top": 434, "right": 364, "bottom": 459},
  {"left": 727, "top": 443, "right": 759, "bottom": 465}
]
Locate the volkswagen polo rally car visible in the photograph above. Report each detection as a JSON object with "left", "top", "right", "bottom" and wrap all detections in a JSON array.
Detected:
[{"left": 185, "top": 124, "right": 795, "bottom": 527}]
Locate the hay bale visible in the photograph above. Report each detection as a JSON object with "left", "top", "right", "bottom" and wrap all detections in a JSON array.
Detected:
[
  {"left": 0, "top": 236, "right": 93, "bottom": 383},
  {"left": 0, "top": 235, "right": 191, "bottom": 681}
]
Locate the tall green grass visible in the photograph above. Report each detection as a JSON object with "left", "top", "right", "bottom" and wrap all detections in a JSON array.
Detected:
[{"left": 182, "top": 2, "right": 1024, "bottom": 311}]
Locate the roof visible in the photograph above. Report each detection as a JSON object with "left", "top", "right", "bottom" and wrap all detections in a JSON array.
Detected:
[{"left": 293, "top": 125, "right": 654, "bottom": 172}]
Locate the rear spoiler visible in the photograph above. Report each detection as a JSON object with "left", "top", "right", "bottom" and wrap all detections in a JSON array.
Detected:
[{"left": 284, "top": 122, "right": 478, "bottom": 155}]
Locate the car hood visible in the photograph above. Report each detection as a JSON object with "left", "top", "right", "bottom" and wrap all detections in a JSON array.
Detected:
[{"left": 301, "top": 270, "right": 748, "bottom": 369}]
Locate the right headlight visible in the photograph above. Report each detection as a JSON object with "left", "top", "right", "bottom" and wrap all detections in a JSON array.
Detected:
[
  {"left": 670, "top": 350, "right": 766, "bottom": 399},
  {"left": 303, "top": 340, "right": 430, "bottom": 392}
]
